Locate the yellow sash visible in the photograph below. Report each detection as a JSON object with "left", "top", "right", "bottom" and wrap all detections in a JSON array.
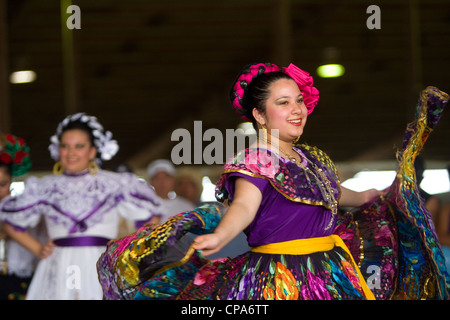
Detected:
[{"left": 251, "top": 234, "right": 376, "bottom": 300}]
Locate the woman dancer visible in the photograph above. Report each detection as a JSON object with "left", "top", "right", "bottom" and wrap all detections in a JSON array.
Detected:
[
  {"left": 98, "top": 63, "right": 382, "bottom": 300},
  {"left": 97, "top": 63, "right": 449, "bottom": 300},
  {"left": 0, "top": 113, "right": 162, "bottom": 300}
]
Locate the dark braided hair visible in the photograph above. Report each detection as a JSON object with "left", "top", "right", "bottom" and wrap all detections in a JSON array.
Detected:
[
  {"left": 230, "top": 63, "right": 281, "bottom": 123},
  {"left": 59, "top": 120, "right": 96, "bottom": 147}
]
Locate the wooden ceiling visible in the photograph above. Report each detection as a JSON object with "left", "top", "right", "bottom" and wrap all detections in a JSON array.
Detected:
[{"left": 2, "top": 0, "right": 450, "bottom": 173}]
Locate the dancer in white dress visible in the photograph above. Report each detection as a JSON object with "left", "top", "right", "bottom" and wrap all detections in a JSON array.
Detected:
[{"left": 0, "top": 113, "right": 162, "bottom": 300}]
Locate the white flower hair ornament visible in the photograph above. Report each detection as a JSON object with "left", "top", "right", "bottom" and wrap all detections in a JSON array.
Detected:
[{"left": 48, "top": 112, "right": 119, "bottom": 163}]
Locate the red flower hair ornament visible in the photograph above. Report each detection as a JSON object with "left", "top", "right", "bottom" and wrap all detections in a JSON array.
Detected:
[
  {"left": 231, "top": 62, "right": 319, "bottom": 121},
  {"left": 0, "top": 133, "right": 32, "bottom": 177}
]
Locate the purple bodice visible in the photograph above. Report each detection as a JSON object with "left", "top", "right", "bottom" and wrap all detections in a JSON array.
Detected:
[
  {"left": 216, "top": 144, "right": 341, "bottom": 247},
  {"left": 225, "top": 173, "right": 335, "bottom": 247}
]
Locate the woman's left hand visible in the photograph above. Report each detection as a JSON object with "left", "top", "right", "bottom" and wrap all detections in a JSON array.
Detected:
[
  {"left": 361, "top": 188, "right": 386, "bottom": 203},
  {"left": 340, "top": 186, "right": 387, "bottom": 207}
]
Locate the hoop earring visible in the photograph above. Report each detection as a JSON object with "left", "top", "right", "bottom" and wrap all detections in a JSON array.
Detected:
[
  {"left": 53, "top": 161, "right": 63, "bottom": 175},
  {"left": 260, "top": 124, "right": 268, "bottom": 142},
  {"left": 88, "top": 160, "right": 99, "bottom": 175},
  {"left": 293, "top": 136, "right": 300, "bottom": 144}
]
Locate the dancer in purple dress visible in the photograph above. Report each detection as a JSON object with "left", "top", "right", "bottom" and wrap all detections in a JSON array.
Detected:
[
  {"left": 0, "top": 113, "right": 162, "bottom": 299},
  {"left": 97, "top": 63, "right": 449, "bottom": 300},
  {"left": 97, "top": 63, "right": 381, "bottom": 300}
]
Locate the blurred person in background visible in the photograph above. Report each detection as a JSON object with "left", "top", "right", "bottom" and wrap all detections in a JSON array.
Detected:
[
  {"left": 144, "top": 159, "right": 195, "bottom": 225},
  {"left": 0, "top": 114, "right": 162, "bottom": 300},
  {"left": 0, "top": 133, "right": 45, "bottom": 300},
  {"left": 174, "top": 167, "right": 203, "bottom": 206}
]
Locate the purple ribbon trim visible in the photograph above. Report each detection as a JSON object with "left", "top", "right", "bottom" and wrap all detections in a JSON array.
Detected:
[{"left": 54, "top": 236, "right": 110, "bottom": 247}]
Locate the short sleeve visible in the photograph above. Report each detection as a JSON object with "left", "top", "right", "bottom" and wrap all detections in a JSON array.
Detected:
[
  {"left": 0, "top": 176, "right": 44, "bottom": 230},
  {"left": 115, "top": 173, "right": 163, "bottom": 221},
  {"left": 224, "top": 172, "right": 271, "bottom": 202}
]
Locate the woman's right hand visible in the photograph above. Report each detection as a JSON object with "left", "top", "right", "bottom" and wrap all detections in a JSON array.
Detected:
[
  {"left": 192, "top": 234, "right": 223, "bottom": 257},
  {"left": 192, "top": 177, "right": 262, "bottom": 257}
]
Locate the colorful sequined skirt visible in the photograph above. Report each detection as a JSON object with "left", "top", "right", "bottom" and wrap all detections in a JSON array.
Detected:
[{"left": 97, "top": 205, "right": 374, "bottom": 300}]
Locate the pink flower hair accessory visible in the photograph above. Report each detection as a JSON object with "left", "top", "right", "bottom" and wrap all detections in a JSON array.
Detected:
[
  {"left": 231, "top": 63, "right": 280, "bottom": 121},
  {"left": 282, "top": 63, "right": 320, "bottom": 115}
]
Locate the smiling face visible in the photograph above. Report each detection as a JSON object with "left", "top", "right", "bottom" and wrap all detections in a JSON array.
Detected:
[
  {"left": 59, "top": 129, "right": 97, "bottom": 174},
  {"left": 253, "top": 78, "right": 308, "bottom": 144}
]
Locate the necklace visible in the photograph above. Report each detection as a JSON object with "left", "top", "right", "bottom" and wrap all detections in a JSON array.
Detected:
[
  {"left": 296, "top": 157, "right": 338, "bottom": 230},
  {"left": 263, "top": 138, "right": 300, "bottom": 163}
]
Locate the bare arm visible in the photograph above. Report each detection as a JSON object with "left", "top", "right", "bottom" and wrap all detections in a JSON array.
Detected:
[
  {"left": 339, "top": 186, "right": 384, "bottom": 208},
  {"left": 3, "top": 223, "right": 55, "bottom": 259},
  {"left": 193, "top": 178, "right": 262, "bottom": 256}
]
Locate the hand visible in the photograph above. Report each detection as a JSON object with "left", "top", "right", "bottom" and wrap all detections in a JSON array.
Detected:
[
  {"left": 361, "top": 188, "right": 387, "bottom": 203},
  {"left": 39, "top": 240, "right": 56, "bottom": 259},
  {"left": 340, "top": 186, "right": 387, "bottom": 207},
  {"left": 192, "top": 234, "right": 222, "bottom": 257}
]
